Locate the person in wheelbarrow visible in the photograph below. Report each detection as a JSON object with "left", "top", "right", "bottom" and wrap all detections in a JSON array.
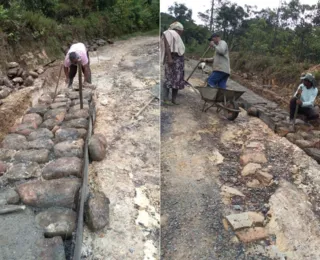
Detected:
[
  {"left": 289, "top": 73, "right": 319, "bottom": 123},
  {"left": 161, "top": 21, "right": 190, "bottom": 105},
  {"left": 64, "top": 42, "right": 92, "bottom": 89},
  {"left": 200, "top": 33, "right": 230, "bottom": 89}
]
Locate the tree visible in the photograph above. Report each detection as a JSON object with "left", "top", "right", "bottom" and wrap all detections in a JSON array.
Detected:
[{"left": 168, "top": 2, "right": 193, "bottom": 22}]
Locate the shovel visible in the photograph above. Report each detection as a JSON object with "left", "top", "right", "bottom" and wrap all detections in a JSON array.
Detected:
[
  {"left": 292, "top": 92, "right": 302, "bottom": 131},
  {"left": 185, "top": 46, "right": 211, "bottom": 94},
  {"left": 186, "top": 46, "right": 211, "bottom": 82}
]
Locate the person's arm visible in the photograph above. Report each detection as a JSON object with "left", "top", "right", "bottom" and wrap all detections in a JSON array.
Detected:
[
  {"left": 83, "top": 64, "right": 90, "bottom": 83},
  {"left": 301, "top": 88, "right": 318, "bottom": 107},
  {"left": 64, "top": 66, "right": 69, "bottom": 83},
  {"left": 203, "top": 58, "right": 214, "bottom": 63},
  {"left": 63, "top": 57, "right": 70, "bottom": 83},
  {"left": 163, "top": 33, "right": 173, "bottom": 65},
  {"left": 215, "top": 41, "right": 228, "bottom": 55}
]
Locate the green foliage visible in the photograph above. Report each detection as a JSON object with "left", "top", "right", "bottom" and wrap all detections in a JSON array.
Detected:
[{"left": 0, "top": 0, "right": 159, "bottom": 57}]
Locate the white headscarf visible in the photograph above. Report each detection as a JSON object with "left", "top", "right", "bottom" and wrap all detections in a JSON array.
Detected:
[
  {"left": 160, "top": 22, "right": 185, "bottom": 63},
  {"left": 169, "top": 21, "right": 184, "bottom": 31}
]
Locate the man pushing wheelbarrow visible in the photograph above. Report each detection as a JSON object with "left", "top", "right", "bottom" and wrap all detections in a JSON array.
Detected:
[{"left": 199, "top": 32, "right": 230, "bottom": 89}]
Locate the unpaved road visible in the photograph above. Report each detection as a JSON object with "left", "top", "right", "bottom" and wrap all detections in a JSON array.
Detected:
[
  {"left": 81, "top": 36, "right": 160, "bottom": 259},
  {"left": 161, "top": 63, "right": 320, "bottom": 259}
]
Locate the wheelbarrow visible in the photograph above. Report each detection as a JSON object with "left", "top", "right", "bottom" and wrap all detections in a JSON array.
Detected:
[{"left": 195, "top": 86, "right": 245, "bottom": 121}]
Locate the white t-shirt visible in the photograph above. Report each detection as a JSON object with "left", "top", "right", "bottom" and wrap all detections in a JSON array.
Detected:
[{"left": 64, "top": 43, "right": 88, "bottom": 67}]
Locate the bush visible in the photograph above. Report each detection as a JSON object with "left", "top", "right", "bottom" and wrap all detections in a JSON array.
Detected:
[{"left": 0, "top": 0, "right": 159, "bottom": 62}]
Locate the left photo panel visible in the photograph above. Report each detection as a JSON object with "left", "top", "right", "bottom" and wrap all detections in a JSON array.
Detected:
[{"left": 0, "top": 1, "right": 160, "bottom": 260}]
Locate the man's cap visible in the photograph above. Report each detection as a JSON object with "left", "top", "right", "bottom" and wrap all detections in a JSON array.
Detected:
[
  {"left": 301, "top": 73, "right": 315, "bottom": 85},
  {"left": 69, "top": 52, "right": 79, "bottom": 61},
  {"left": 208, "top": 33, "right": 220, "bottom": 41}
]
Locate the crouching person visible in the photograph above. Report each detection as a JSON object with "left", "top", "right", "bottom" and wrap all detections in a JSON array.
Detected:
[
  {"left": 64, "top": 42, "right": 92, "bottom": 88},
  {"left": 289, "top": 73, "right": 319, "bottom": 123}
]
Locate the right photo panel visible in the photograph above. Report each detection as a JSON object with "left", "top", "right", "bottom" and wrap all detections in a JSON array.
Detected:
[{"left": 160, "top": 0, "right": 320, "bottom": 259}]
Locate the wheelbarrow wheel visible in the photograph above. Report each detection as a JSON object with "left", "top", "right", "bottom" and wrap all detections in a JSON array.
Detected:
[{"left": 224, "top": 101, "right": 240, "bottom": 121}]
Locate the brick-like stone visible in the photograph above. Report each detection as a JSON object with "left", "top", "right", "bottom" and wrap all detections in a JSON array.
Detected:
[
  {"left": 2, "top": 134, "right": 27, "bottom": 150},
  {"left": 55, "top": 128, "right": 83, "bottom": 143},
  {"left": 236, "top": 227, "right": 268, "bottom": 243},
  {"left": 27, "top": 128, "right": 54, "bottom": 141},
  {"left": 247, "top": 212, "right": 264, "bottom": 226},
  {"left": 304, "top": 148, "right": 320, "bottom": 163},
  {"left": 54, "top": 139, "right": 84, "bottom": 158},
  {"left": 225, "top": 213, "right": 253, "bottom": 230},
  {"left": 17, "top": 178, "right": 81, "bottom": 208},
  {"left": 10, "top": 123, "right": 37, "bottom": 136},
  {"left": 0, "top": 188, "right": 19, "bottom": 205},
  {"left": 256, "top": 170, "right": 273, "bottom": 185},
  {"left": 241, "top": 163, "right": 262, "bottom": 176},
  {"left": 0, "top": 149, "right": 16, "bottom": 161},
  {"left": 240, "top": 152, "right": 267, "bottom": 166},
  {"left": 295, "top": 139, "right": 314, "bottom": 148},
  {"left": 35, "top": 208, "right": 76, "bottom": 238},
  {"left": 14, "top": 149, "right": 50, "bottom": 163},
  {"left": 84, "top": 192, "right": 110, "bottom": 231},
  {"left": 62, "top": 118, "right": 88, "bottom": 129},
  {"left": 69, "top": 105, "right": 89, "bottom": 114},
  {"left": 40, "top": 119, "right": 60, "bottom": 130},
  {"left": 27, "top": 138, "right": 54, "bottom": 150},
  {"left": 22, "top": 113, "right": 43, "bottom": 127},
  {"left": 49, "top": 102, "right": 68, "bottom": 109},
  {"left": 44, "top": 108, "right": 66, "bottom": 121},
  {"left": 246, "top": 179, "right": 260, "bottom": 188},
  {"left": 27, "top": 105, "right": 48, "bottom": 116},
  {"left": 42, "top": 157, "right": 82, "bottom": 180},
  {"left": 36, "top": 237, "right": 66, "bottom": 260},
  {"left": 65, "top": 109, "right": 90, "bottom": 121},
  {"left": 221, "top": 185, "right": 245, "bottom": 197},
  {"left": 258, "top": 110, "right": 277, "bottom": 131},
  {"left": 89, "top": 134, "right": 107, "bottom": 161},
  {"left": 6, "top": 162, "right": 41, "bottom": 182}
]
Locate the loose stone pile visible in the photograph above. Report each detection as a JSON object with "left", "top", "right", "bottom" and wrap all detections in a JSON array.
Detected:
[
  {"left": 62, "top": 38, "right": 112, "bottom": 54},
  {"left": 246, "top": 105, "right": 320, "bottom": 163},
  {"left": 221, "top": 139, "right": 272, "bottom": 244},
  {"left": 0, "top": 62, "right": 45, "bottom": 100},
  {"left": 0, "top": 88, "right": 95, "bottom": 259}
]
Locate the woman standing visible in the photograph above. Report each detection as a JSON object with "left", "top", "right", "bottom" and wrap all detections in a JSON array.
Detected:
[{"left": 161, "top": 22, "right": 189, "bottom": 105}]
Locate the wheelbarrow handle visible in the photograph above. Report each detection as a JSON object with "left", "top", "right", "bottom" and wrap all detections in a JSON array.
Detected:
[{"left": 186, "top": 45, "right": 211, "bottom": 82}]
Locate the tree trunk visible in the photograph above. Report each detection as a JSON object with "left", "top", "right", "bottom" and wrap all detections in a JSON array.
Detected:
[{"left": 209, "top": 0, "right": 214, "bottom": 31}]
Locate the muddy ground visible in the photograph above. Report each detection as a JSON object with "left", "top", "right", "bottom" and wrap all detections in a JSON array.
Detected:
[
  {"left": 81, "top": 36, "right": 160, "bottom": 260},
  {"left": 160, "top": 61, "right": 320, "bottom": 260}
]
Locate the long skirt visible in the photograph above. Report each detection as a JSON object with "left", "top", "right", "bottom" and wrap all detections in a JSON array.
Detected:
[{"left": 163, "top": 53, "right": 189, "bottom": 90}]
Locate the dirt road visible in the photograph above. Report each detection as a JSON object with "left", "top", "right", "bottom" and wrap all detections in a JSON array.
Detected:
[
  {"left": 81, "top": 36, "right": 160, "bottom": 260},
  {"left": 161, "top": 63, "right": 320, "bottom": 259}
]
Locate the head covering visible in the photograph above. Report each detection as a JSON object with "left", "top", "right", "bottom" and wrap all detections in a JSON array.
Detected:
[
  {"left": 169, "top": 21, "right": 184, "bottom": 31},
  {"left": 69, "top": 52, "right": 79, "bottom": 62},
  {"left": 301, "top": 73, "right": 316, "bottom": 86},
  {"left": 208, "top": 33, "right": 220, "bottom": 41}
]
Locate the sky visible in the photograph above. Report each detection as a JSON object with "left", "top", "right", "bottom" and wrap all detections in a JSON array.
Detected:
[{"left": 160, "top": 0, "right": 319, "bottom": 25}]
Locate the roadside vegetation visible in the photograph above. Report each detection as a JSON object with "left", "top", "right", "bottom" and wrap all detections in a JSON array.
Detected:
[
  {"left": 161, "top": 0, "right": 320, "bottom": 85},
  {"left": 0, "top": 0, "right": 159, "bottom": 66}
]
